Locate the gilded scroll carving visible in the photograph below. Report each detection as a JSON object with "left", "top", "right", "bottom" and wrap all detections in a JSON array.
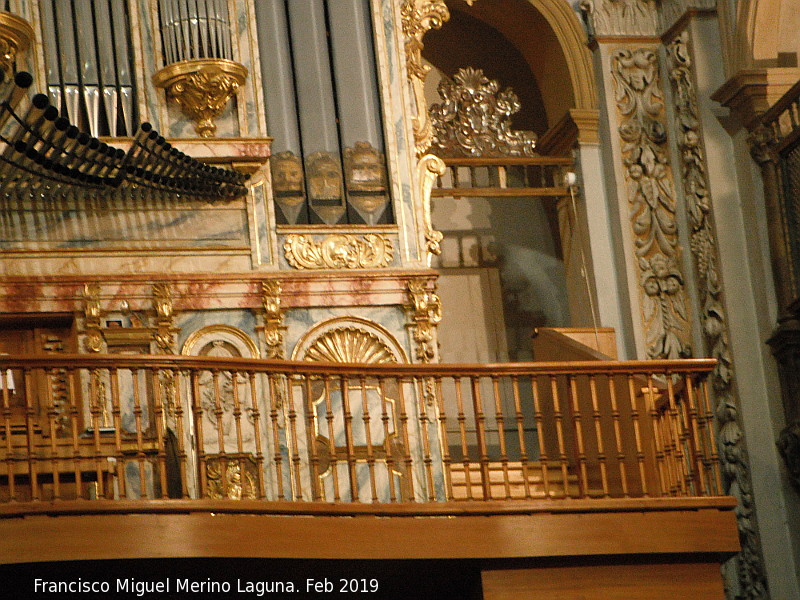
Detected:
[
  {"left": 401, "top": 0, "right": 450, "bottom": 157},
  {"left": 152, "top": 282, "right": 176, "bottom": 354},
  {"left": 405, "top": 278, "right": 442, "bottom": 363},
  {"left": 206, "top": 456, "right": 258, "bottom": 500},
  {"left": 611, "top": 47, "right": 690, "bottom": 359},
  {"left": 429, "top": 67, "right": 537, "bottom": 157},
  {"left": 579, "top": 0, "right": 657, "bottom": 37},
  {"left": 668, "top": 33, "right": 768, "bottom": 600},
  {"left": 262, "top": 280, "right": 286, "bottom": 359},
  {"left": 283, "top": 234, "right": 394, "bottom": 270},
  {"left": 416, "top": 154, "right": 446, "bottom": 259}
]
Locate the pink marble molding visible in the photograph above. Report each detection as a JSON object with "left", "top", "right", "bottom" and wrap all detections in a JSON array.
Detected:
[{"left": 0, "top": 271, "right": 438, "bottom": 314}]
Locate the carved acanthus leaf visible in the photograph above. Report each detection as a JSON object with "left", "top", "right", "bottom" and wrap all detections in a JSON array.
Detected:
[
  {"left": 283, "top": 234, "right": 394, "bottom": 270},
  {"left": 668, "top": 32, "right": 769, "bottom": 600},
  {"left": 430, "top": 67, "right": 537, "bottom": 158},
  {"left": 261, "top": 280, "right": 286, "bottom": 359},
  {"left": 611, "top": 46, "right": 690, "bottom": 360},
  {"left": 405, "top": 278, "right": 442, "bottom": 363}
]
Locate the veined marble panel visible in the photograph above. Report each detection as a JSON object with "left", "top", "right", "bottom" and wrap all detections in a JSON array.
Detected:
[{"left": 0, "top": 194, "right": 249, "bottom": 251}]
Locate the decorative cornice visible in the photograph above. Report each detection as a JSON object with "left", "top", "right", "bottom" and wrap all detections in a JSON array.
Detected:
[
  {"left": 657, "top": 1, "right": 715, "bottom": 37},
  {"left": 401, "top": 0, "right": 450, "bottom": 157},
  {"left": 611, "top": 45, "right": 691, "bottom": 359},
  {"left": 711, "top": 68, "right": 800, "bottom": 131},
  {"left": 283, "top": 234, "right": 394, "bottom": 270},
  {"left": 580, "top": 0, "right": 658, "bottom": 38},
  {"left": 538, "top": 108, "right": 600, "bottom": 155},
  {"left": 153, "top": 58, "right": 248, "bottom": 137},
  {"left": 668, "top": 32, "right": 769, "bottom": 599},
  {"left": 659, "top": 7, "right": 716, "bottom": 44}
]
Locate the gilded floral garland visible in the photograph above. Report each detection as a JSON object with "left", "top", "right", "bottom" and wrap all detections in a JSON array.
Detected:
[{"left": 283, "top": 234, "right": 394, "bottom": 270}]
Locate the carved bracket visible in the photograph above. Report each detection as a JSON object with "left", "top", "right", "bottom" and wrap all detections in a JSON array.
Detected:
[
  {"left": 284, "top": 233, "right": 394, "bottom": 270},
  {"left": 416, "top": 154, "right": 446, "bottom": 261},
  {"left": 405, "top": 277, "right": 442, "bottom": 363},
  {"left": 153, "top": 58, "right": 247, "bottom": 137},
  {"left": 261, "top": 280, "right": 287, "bottom": 359}
]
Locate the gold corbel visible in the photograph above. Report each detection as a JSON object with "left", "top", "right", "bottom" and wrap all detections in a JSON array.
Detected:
[
  {"left": 405, "top": 277, "right": 442, "bottom": 363},
  {"left": 153, "top": 58, "right": 248, "bottom": 137}
]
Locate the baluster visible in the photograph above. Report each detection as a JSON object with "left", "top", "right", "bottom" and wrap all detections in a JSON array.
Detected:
[
  {"left": 664, "top": 372, "right": 688, "bottom": 495},
  {"left": 510, "top": 377, "right": 531, "bottom": 499},
  {"left": 378, "top": 377, "right": 397, "bottom": 502},
  {"left": 683, "top": 373, "right": 709, "bottom": 494},
  {"left": 286, "top": 374, "right": 304, "bottom": 501},
  {"left": 230, "top": 368, "right": 246, "bottom": 500},
  {"left": 567, "top": 375, "right": 588, "bottom": 497},
  {"left": 701, "top": 377, "right": 722, "bottom": 495},
  {"left": 469, "top": 376, "right": 490, "bottom": 500},
  {"left": 550, "top": 375, "right": 570, "bottom": 498},
  {"left": 453, "top": 376, "right": 472, "bottom": 499},
  {"left": 626, "top": 374, "right": 648, "bottom": 497},
  {"left": 130, "top": 368, "right": 146, "bottom": 498},
  {"left": 172, "top": 370, "right": 189, "bottom": 498},
  {"left": 321, "top": 376, "right": 340, "bottom": 501},
  {"left": 607, "top": 375, "right": 628, "bottom": 497},
  {"left": 645, "top": 374, "right": 669, "bottom": 497},
  {"left": 267, "top": 373, "right": 285, "bottom": 500},
  {"left": 491, "top": 376, "right": 511, "bottom": 499},
  {"left": 23, "top": 369, "right": 39, "bottom": 501},
  {"left": 2, "top": 361, "right": 16, "bottom": 501},
  {"left": 530, "top": 375, "right": 550, "bottom": 498},
  {"left": 108, "top": 368, "right": 126, "bottom": 498},
  {"left": 433, "top": 376, "right": 453, "bottom": 501},
  {"left": 497, "top": 165, "right": 507, "bottom": 189},
  {"left": 301, "top": 375, "right": 318, "bottom": 501},
  {"left": 210, "top": 370, "right": 227, "bottom": 498},
  {"left": 248, "top": 372, "right": 266, "bottom": 500},
  {"left": 43, "top": 368, "right": 61, "bottom": 500},
  {"left": 359, "top": 376, "right": 378, "bottom": 503},
  {"left": 66, "top": 368, "right": 84, "bottom": 499},
  {"left": 415, "top": 378, "right": 437, "bottom": 502},
  {"left": 190, "top": 369, "right": 208, "bottom": 498},
  {"left": 151, "top": 369, "right": 169, "bottom": 499},
  {"left": 395, "top": 377, "right": 415, "bottom": 501},
  {"left": 338, "top": 375, "right": 358, "bottom": 502},
  {"left": 588, "top": 375, "right": 609, "bottom": 498}
]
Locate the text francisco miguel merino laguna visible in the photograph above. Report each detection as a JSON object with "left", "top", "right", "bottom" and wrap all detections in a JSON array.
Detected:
[{"left": 34, "top": 577, "right": 381, "bottom": 595}]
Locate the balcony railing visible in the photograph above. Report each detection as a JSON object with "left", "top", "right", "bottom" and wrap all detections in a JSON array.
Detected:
[{"left": 0, "top": 355, "right": 721, "bottom": 507}]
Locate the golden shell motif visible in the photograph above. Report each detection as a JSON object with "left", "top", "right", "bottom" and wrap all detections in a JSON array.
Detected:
[{"left": 303, "top": 327, "right": 397, "bottom": 364}]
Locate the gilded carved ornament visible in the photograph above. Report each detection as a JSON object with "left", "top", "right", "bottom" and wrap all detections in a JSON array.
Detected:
[
  {"left": 83, "top": 283, "right": 103, "bottom": 353},
  {"left": 416, "top": 154, "right": 445, "bottom": 260},
  {"left": 152, "top": 282, "right": 176, "bottom": 354},
  {"left": 261, "top": 280, "right": 287, "bottom": 360},
  {"left": 303, "top": 327, "right": 397, "bottom": 365},
  {"left": 667, "top": 33, "right": 768, "bottom": 599},
  {"left": 405, "top": 278, "right": 442, "bottom": 363},
  {"left": 401, "top": 0, "right": 450, "bottom": 157},
  {"left": 611, "top": 47, "right": 691, "bottom": 360},
  {"left": 153, "top": 59, "right": 248, "bottom": 137},
  {"left": 283, "top": 233, "right": 394, "bottom": 270},
  {"left": 0, "top": 12, "right": 34, "bottom": 78},
  {"left": 429, "top": 67, "right": 537, "bottom": 157}
]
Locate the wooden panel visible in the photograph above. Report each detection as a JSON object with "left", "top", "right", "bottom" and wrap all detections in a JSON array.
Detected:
[
  {"left": 482, "top": 562, "right": 726, "bottom": 600},
  {"left": 0, "top": 508, "right": 739, "bottom": 564}
]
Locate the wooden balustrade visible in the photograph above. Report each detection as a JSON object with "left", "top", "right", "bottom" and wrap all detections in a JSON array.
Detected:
[{"left": 0, "top": 354, "right": 721, "bottom": 505}]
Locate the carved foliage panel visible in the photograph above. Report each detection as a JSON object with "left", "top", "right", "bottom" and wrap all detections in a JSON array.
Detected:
[
  {"left": 667, "top": 32, "right": 768, "bottom": 600},
  {"left": 610, "top": 46, "right": 691, "bottom": 359}
]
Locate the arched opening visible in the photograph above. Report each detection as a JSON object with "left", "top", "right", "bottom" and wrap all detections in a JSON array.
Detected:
[{"left": 422, "top": 0, "right": 596, "bottom": 363}]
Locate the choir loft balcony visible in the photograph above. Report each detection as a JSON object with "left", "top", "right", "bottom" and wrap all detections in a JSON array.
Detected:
[{"left": 0, "top": 353, "right": 738, "bottom": 593}]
